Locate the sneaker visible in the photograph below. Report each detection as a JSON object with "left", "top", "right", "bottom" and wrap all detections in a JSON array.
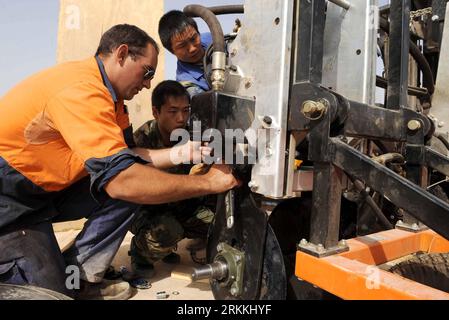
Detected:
[
  {"left": 162, "top": 252, "right": 181, "bottom": 264},
  {"left": 75, "top": 279, "right": 136, "bottom": 300}
]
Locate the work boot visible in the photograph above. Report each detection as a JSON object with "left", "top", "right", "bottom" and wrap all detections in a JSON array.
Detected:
[
  {"left": 75, "top": 279, "right": 136, "bottom": 300},
  {"left": 186, "top": 238, "right": 207, "bottom": 251},
  {"left": 129, "top": 239, "right": 155, "bottom": 279},
  {"left": 162, "top": 252, "right": 181, "bottom": 264},
  {"left": 130, "top": 254, "right": 155, "bottom": 280}
]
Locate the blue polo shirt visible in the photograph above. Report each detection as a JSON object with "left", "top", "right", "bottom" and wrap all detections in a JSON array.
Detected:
[{"left": 176, "top": 32, "right": 213, "bottom": 93}]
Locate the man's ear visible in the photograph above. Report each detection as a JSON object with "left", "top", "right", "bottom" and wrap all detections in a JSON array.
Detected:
[
  {"left": 152, "top": 106, "right": 160, "bottom": 120},
  {"left": 115, "top": 44, "right": 129, "bottom": 66}
]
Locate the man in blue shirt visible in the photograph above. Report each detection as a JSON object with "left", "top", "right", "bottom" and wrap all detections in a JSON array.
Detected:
[{"left": 159, "top": 10, "right": 212, "bottom": 97}]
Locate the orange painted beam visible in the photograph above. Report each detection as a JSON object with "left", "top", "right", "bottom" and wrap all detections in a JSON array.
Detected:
[
  {"left": 296, "top": 252, "right": 449, "bottom": 300},
  {"left": 295, "top": 229, "right": 449, "bottom": 299}
]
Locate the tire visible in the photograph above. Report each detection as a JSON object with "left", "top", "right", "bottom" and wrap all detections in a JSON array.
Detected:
[
  {"left": 0, "top": 284, "right": 72, "bottom": 300},
  {"left": 389, "top": 253, "right": 449, "bottom": 292}
]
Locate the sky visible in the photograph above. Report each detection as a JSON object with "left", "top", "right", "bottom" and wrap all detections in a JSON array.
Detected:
[
  {"left": 0, "top": 0, "right": 389, "bottom": 96},
  {"left": 0, "top": 0, "right": 241, "bottom": 96}
]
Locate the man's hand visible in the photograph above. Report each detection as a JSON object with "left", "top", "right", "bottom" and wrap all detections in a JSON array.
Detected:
[
  {"left": 171, "top": 140, "right": 212, "bottom": 165},
  {"left": 203, "top": 164, "right": 240, "bottom": 194}
]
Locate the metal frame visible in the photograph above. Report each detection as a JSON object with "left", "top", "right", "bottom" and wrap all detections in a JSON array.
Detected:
[{"left": 289, "top": 0, "right": 449, "bottom": 256}]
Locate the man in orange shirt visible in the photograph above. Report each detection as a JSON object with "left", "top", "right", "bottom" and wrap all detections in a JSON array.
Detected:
[{"left": 0, "top": 24, "right": 237, "bottom": 300}]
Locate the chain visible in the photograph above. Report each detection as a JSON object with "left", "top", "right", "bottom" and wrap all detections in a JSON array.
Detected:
[{"left": 410, "top": 7, "right": 433, "bottom": 21}]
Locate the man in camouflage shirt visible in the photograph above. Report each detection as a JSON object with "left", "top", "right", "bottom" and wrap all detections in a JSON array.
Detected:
[{"left": 129, "top": 80, "right": 214, "bottom": 278}]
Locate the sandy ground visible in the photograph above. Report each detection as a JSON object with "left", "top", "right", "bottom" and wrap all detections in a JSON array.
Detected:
[{"left": 55, "top": 229, "right": 214, "bottom": 300}]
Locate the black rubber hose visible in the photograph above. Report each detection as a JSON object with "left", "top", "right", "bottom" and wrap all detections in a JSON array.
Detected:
[
  {"left": 204, "top": 5, "right": 244, "bottom": 16},
  {"left": 379, "top": 16, "right": 435, "bottom": 95},
  {"left": 349, "top": 177, "right": 394, "bottom": 229},
  {"left": 184, "top": 5, "right": 226, "bottom": 53}
]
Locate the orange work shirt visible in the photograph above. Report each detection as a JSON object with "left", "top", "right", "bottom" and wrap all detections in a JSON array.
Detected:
[{"left": 0, "top": 57, "right": 131, "bottom": 192}]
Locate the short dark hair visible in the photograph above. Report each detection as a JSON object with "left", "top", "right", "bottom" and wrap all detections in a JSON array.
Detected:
[
  {"left": 96, "top": 24, "right": 159, "bottom": 58},
  {"left": 152, "top": 80, "right": 190, "bottom": 111},
  {"left": 158, "top": 10, "right": 199, "bottom": 53}
]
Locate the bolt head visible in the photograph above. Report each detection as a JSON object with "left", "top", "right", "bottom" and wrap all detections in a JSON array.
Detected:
[
  {"left": 338, "top": 240, "right": 347, "bottom": 247},
  {"left": 263, "top": 116, "right": 273, "bottom": 125},
  {"left": 300, "top": 239, "right": 308, "bottom": 246},
  {"left": 407, "top": 120, "right": 422, "bottom": 131},
  {"left": 412, "top": 223, "right": 419, "bottom": 230},
  {"left": 317, "top": 244, "right": 325, "bottom": 252},
  {"left": 438, "top": 121, "right": 445, "bottom": 128},
  {"left": 217, "top": 244, "right": 223, "bottom": 252},
  {"left": 230, "top": 288, "right": 238, "bottom": 295},
  {"left": 302, "top": 101, "right": 318, "bottom": 114}
]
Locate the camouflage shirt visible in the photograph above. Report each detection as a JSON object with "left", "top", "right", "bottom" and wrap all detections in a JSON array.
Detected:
[{"left": 133, "top": 119, "right": 190, "bottom": 175}]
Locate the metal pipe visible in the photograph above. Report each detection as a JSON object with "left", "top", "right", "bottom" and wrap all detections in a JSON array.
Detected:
[
  {"left": 376, "top": 76, "right": 429, "bottom": 98},
  {"left": 372, "top": 153, "right": 405, "bottom": 166},
  {"left": 191, "top": 260, "right": 228, "bottom": 282},
  {"left": 328, "top": 0, "right": 350, "bottom": 10}
]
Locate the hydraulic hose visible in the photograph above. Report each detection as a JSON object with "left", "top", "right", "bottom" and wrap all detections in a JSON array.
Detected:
[
  {"left": 203, "top": 5, "right": 244, "bottom": 16},
  {"left": 184, "top": 4, "right": 227, "bottom": 91},
  {"left": 379, "top": 16, "right": 435, "bottom": 95}
]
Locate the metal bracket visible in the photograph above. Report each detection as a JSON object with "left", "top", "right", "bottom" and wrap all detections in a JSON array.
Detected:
[
  {"left": 396, "top": 220, "right": 429, "bottom": 233},
  {"left": 297, "top": 239, "right": 349, "bottom": 258}
]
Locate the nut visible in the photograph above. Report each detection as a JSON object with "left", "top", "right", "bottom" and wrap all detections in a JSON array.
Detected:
[
  {"left": 338, "top": 240, "right": 347, "bottom": 247},
  {"left": 156, "top": 291, "right": 169, "bottom": 299}
]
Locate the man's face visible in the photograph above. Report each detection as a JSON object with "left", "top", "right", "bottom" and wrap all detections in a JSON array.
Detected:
[
  {"left": 153, "top": 95, "right": 190, "bottom": 138},
  {"left": 115, "top": 43, "right": 158, "bottom": 101},
  {"left": 171, "top": 26, "right": 204, "bottom": 64}
]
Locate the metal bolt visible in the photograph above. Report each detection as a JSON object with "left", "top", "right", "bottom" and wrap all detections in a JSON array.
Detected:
[
  {"left": 338, "top": 240, "right": 347, "bottom": 247},
  {"left": 248, "top": 181, "right": 258, "bottom": 191},
  {"left": 412, "top": 223, "right": 419, "bottom": 230},
  {"left": 235, "top": 255, "right": 241, "bottom": 262},
  {"left": 230, "top": 288, "right": 238, "bottom": 296},
  {"left": 229, "top": 65, "right": 238, "bottom": 72},
  {"left": 217, "top": 243, "right": 224, "bottom": 252},
  {"left": 245, "top": 80, "right": 252, "bottom": 89},
  {"left": 156, "top": 291, "right": 169, "bottom": 299},
  {"left": 438, "top": 121, "right": 445, "bottom": 128},
  {"left": 263, "top": 116, "right": 273, "bottom": 125},
  {"left": 432, "top": 15, "right": 440, "bottom": 22},
  {"left": 317, "top": 244, "right": 325, "bottom": 253},
  {"left": 302, "top": 100, "right": 327, "bottom": 120},
  {"left": 407, "top": 120, "right": 422, "bottom": 131}
]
